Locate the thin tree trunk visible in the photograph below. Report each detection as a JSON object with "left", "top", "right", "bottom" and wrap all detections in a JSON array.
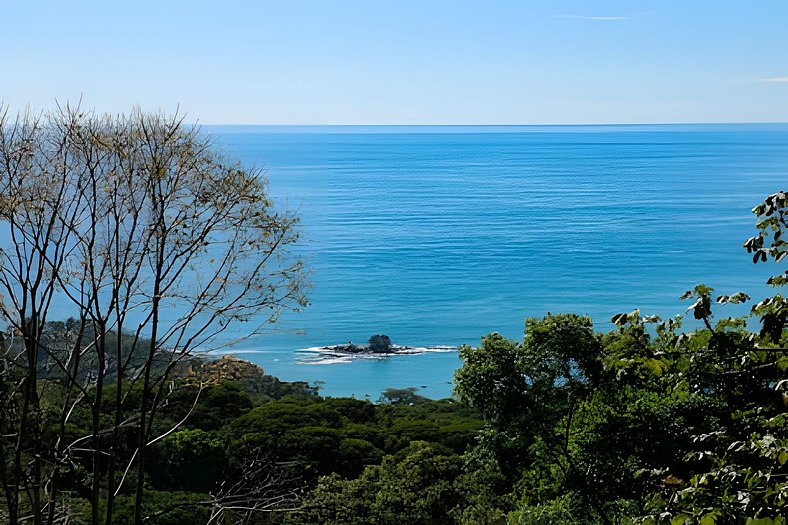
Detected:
[{"left": 134, "top": 187, "right": 166, "bottom": 525}]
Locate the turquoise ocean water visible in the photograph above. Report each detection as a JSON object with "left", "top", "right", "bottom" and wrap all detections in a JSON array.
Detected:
[{"left": 206, "top": 125, "right": 788, "bottom": 399}]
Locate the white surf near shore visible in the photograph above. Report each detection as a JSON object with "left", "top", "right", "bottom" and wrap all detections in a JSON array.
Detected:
[{"left": 296, "top": 344, "right": 457, "bottom": 365}]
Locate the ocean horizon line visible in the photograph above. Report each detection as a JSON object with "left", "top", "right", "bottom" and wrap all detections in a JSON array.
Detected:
[{"left": 200, "top": 122, "right": 788, "bottom": 134}]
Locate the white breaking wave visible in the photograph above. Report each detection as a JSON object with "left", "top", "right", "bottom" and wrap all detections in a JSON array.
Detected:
[
  {"left": 295, "top": 344, "right": 458, "bottom": 365},
  {"left": 299, "top": 356, "right": 355, "bottom": 365},
  {"left": 206, "top": 349, "right": 272, "bottom": 355}
]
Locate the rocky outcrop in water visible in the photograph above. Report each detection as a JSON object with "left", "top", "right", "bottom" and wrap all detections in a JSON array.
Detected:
[{"left": 325, "top": 335, "right": 408, "bottom": 354}]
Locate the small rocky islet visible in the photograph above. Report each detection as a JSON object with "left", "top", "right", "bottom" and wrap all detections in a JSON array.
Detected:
[
  {"left": 325, "top": 334, "right": 400, "bottom": 354},
  {"left": 298, "top": 334, "right": 457, "bottom": 364}
]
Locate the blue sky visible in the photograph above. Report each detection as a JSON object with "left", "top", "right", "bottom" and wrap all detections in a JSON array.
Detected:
[{"left": 2, "top": 1, "right": 787, "bottom": 124}]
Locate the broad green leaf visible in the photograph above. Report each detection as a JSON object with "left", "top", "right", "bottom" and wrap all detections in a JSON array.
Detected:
[
  {"left": 700, "top": 514, "right": 717, "bottom": 525},
  {"left": 746, "top": 519, "right": 774, "bottom": 525}
]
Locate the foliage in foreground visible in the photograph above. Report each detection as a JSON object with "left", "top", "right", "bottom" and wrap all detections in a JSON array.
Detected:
[
  {"left": 292, "top": 192, "right": 787, "bottom": 524},
  {"left": 0, "top": 104, "right": 306, "bottom": 525},
  {"left": 0, "top": 110, "right": 784, "bottom": 525}
]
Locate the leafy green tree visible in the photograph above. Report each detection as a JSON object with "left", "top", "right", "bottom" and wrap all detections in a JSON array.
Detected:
[
  {"left": 455, "top": 317, "right": 614, "bottom": 519},
  {"left": 378, "top": 386, "right": 425, "bottom": 405},
  {"left": 147, "top": 429, "right": 226, "bottom": 492},
  {"left": 96, "top": 491, "right": 211, "bottom": 525},
  {"left": 187, "top": 381, "right": 254, "bottom": 431},
  {"left": 640, "top": 192, "right": 788, "bottom": 523},
  {"left": 290, "top": 441, "right": 464, "bottom": 525},
  {"left": 507, "top": 493, "right": 585, "bottom": 525}
]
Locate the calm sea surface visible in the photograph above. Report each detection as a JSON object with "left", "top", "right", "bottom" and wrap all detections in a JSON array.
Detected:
[{"left": 206, "top": 125, "right": 788, "bottom": 399}]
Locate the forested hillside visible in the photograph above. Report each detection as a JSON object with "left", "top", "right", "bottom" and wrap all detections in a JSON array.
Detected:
[{"left": 4, "top": 200, "right": 786, "bottom": 523}]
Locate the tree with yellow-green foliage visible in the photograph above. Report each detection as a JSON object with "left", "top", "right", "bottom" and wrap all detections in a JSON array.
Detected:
[{"left": 0, "top": 104, "right": 307, "bottom": 525}]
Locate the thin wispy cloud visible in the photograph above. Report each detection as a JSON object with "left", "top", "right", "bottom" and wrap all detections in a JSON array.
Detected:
[
  {"left": 557, "top": 15, "right": 630, "bottom": 21},
  {"left": 758, "top": 77, "right": 788, "bottom": 83}
]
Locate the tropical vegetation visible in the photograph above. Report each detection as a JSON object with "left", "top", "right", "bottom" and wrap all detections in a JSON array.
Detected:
[{"left": 0, "top": 104, "right": 784, "bottom": 524}]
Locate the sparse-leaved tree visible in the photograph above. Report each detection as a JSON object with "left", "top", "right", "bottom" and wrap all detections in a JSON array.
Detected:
[{"left": 0, "top": 104, "right": 308, "bottom": 525}]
